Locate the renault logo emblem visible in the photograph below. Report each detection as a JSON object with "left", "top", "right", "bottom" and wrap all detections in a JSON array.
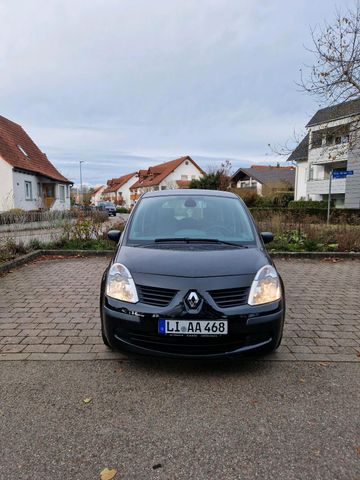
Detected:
[{"left": 186, "top": 291, "right": 200, "bottom": 309}]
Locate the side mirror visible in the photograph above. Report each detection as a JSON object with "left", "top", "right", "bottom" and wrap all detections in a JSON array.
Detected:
[
  {"left": 107, "top": 230, "right": 121, "bottom": 243},
  {"left": 260, "top": 232, "right": 274, "bottom": 244}
]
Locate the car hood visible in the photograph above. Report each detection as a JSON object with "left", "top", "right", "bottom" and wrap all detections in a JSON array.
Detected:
[{"left": 115, "top": 245, "right": 270, "bottom": 277}]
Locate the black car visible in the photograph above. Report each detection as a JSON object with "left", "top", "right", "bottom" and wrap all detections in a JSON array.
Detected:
[
  {"left": 98, "top": 201, "right": 117, "bottom": 216},
  {"left": 101, "top": 190, "right": 285, "bottom": 358}
]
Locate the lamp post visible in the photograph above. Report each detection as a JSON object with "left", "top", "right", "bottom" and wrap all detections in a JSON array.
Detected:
[{"left": 79, "top": 161, "right": 84, "bottom": 205}]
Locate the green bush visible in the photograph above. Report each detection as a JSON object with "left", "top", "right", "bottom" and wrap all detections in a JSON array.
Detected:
[
  {"left": 116, "top": 207, "right": 129, "bottom": 213},
  {"left": 189, "top": 172, "right": 221, "bottom": 190},
  {"left": 231, "top": 189, "right": 293, "bottom": 208}
]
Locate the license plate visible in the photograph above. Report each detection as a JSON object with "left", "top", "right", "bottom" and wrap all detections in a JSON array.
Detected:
[{"left": 158, "top": 319, "right": 228, "bottom": 335}]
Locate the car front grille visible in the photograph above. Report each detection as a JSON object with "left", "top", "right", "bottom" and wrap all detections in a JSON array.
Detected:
[
  {"left": 137, "top": 285, "right": 178, "bottom": 307},
  {"left": 209, "top": 287, "right": 249, "bottom": 308}
]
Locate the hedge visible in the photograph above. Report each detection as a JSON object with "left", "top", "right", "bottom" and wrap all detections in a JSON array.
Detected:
[
  {"left": 248, "top": 207, "right": 360, "bottom": 224},
  {"left": 288, "top": 200, "right": 330, "bottom": 209}
]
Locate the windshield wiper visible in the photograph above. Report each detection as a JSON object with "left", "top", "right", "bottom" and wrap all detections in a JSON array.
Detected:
[{"left": 154, "top": 237, "right": 248, "bottom": 248}]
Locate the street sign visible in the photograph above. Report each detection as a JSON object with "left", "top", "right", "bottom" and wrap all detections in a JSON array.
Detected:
[
  {"left": 328, "top": 168, "right": 354, "bottom": 224},
  {"left": 332, "top": 170, "right": 354, "bottom": 178}
]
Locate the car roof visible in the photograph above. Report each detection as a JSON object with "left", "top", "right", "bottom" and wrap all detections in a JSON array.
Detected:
[{"left": 142, "top": 189, "right": 238, "bottom": 198}]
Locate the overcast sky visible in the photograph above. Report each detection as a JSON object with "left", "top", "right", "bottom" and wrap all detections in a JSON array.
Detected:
[{"left": 0, "top": 0, "right": 353, "bottom": 185}]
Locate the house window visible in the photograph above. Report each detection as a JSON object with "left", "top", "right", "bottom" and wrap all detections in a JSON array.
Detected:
[
  {"left": 181, "top": 175, "right": 188, "bottom": 180},
  {"left": 66, "top": 185, "right": 70, "bottom": 198},
  {"left": 335, "top": 136, "right": 341, "bottom": 145},
  {"left": 59, "top": 185, "right": 65, "bottom": 202},
  {"left": 25, "top": 181, "right": 32, "bottom": 200},
  {"left": 17, "top": 145, "right": 29, "bottom": 157},
  {"left": 308, "top": 165, "right": 314, "bottom": 181},
  {"left": 37, "top": 182, "right": 41, "bottom": 198},
  {"left": 161, "top": 186, "right": 167, "bottom": 190},
  {"left": 191, "top": 175, "right": 196, "bottom": 180}
]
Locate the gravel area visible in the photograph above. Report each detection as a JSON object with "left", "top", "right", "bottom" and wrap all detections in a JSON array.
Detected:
[{"left": 0, "top": 359, "right": 359, "bottom": 480}]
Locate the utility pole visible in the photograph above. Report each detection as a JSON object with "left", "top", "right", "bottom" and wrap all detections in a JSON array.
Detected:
[
  {"left": 327, "top": 169, "right": 333, "bottom": 225},
  {"left": 79, "top": 161, "right": 84, "bottom": 205}
]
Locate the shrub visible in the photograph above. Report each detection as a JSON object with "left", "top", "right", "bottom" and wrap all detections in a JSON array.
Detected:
[
  {"left": 189, "top": 172, "right": 221, "bottom": 190},
  {"left": 116, "top": 206, "right": 129, "bottom": 213},
  {"left": 0, "top": 238, "right": 27, "bottom": 262}
]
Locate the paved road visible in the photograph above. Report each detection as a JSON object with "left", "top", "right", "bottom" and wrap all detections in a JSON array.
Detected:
[
  {"left": 0, "top": 257, "right": 359, "bottom": 362},
  {"left": 0, "top": 359, "right": 359, "bottom": 480},
  {"left": 0, "top": 257, "right": 359, "bottom": 479}
]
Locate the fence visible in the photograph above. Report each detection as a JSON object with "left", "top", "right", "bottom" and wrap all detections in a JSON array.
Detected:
[{"left": 0, "top": 210, "right": 109, "bottom": 246}]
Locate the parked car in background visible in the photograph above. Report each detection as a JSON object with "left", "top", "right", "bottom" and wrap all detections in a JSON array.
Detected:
[
  {"left": 100, "top": 189, "right": 285, "bottom": 359},
  {"left": 97, "top": 201, "right": 117, "bottom": 216}
]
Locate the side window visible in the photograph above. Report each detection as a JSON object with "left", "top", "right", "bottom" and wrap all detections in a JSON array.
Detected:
[
  {"left": 25, "top": 181, "right": 32, "bottom": 200},
  {"left": 59, "top": 185, "right": 65, "bottom": 202}
]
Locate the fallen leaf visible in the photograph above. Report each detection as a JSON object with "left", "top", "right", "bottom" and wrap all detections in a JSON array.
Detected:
[
  {"left": 299, "top": 378, "right": 305, "bottom": 383},
  {"left": 318, "top": 362, "right": 329, "bottom": 367},
  {"left": 356, "top": 351, "right": 360, "bottom": 357},
  {"left": 356, "top": 446, "right": 360, "bottom": 455},
  {"left": 250, "top": 400, "right": 258, "bottom": 406},
  {"left": 83, "top": 397, "right": 92, "bottom": 404},
  {"left": 100, "top": 468, "right": 117, "bottom": 480},
  {"left": 322, "top": 257, "right": 343, "bottom": 263}
]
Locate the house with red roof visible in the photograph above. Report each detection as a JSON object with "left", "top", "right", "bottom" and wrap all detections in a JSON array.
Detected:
[
  {"left": 101, "top": 172, "right": 138, "bottom": 208},
  {"left": 90, "top": 184, "right": 106, "bottom": 206},
  {"left": 0, "top": 115, "right": 72, "bottom": 212},
  {"left": 129, "top": 156, "right": 204, "bottom": 204}
]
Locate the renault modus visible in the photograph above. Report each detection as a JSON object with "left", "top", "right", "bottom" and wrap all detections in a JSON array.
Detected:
[{"left": 100, "top": 190, "right": 285, "bottom": 358}]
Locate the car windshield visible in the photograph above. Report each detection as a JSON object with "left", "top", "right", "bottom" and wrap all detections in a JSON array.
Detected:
[
  {"left": 100, "top": 202, "right": 114, "bottom": 207},
  {"left": 126, "top": 195, "right": 256, "bottom": 246}
]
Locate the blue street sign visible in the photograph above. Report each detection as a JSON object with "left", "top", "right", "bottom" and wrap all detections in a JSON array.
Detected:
[{"left": 332, "top": 170, "right": 354, "bottom": 178}]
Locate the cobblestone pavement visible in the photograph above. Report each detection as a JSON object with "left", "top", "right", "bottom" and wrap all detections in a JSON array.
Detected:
[{"left": 0, "top": 256, "right": 359, "bottom": 362}]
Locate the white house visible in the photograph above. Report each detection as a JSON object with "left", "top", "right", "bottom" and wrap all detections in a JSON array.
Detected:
[
  {"left": 288, "top": 99, "right": 360, "bottom": 208},
  {"left": 0, "top": 115, "right": 72, "bottom": 212},
  {"left": 130, "top": 156, "right": 204, "bottom": 204},
  {"left": 230, "top": 165, "right": 295, "bottom": 195},
  {"left": 90, "top": 185, "right": 106, "bottom": 206},
  {"left": 102, "top": 172, "right": 137, "bottom": 208}
]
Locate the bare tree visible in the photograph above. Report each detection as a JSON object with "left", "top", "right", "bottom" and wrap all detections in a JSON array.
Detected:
[{"left": 300, "top": 1, "right": 360, "bottom": 103}]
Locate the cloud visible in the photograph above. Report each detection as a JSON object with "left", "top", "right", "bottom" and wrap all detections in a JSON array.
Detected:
[{"left": 0, "top": 0, "right": 345, "bottom": 184}]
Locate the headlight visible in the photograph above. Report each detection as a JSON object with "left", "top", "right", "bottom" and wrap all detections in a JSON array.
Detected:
[
  {"left": 106, "top": 263, "right": 139, "bottom": 303},
  {"left": 248, "top": 265, "right": 281, "bottom": 306}
]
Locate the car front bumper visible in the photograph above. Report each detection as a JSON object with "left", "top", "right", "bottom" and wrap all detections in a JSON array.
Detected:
[{"left": 102, "top": 297, "right": 285, "bottom": 359}]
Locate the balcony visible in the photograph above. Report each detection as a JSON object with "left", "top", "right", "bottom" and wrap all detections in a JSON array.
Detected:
[
  {"left": 309, "top": 143, "right": 349, "bottom": 165},
  {"left": 306, "top": 178, "right": 346, "bottom": 195}
]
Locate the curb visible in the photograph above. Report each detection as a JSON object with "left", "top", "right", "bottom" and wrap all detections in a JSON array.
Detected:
[
  {"left": 270, "top": 251, "right": 360, "bottom": 259},
  {"left": 1, "top": 249, "right": 360, "bottom": 274},
  {"left": 0, "top": 249, "right": 114, "bottom": 274},
  {"left": 0, "top": 250, "right": 42, "bottom": 274},
  {"left": 40, "top": 249, "right": 114, "bottom": 257}
]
